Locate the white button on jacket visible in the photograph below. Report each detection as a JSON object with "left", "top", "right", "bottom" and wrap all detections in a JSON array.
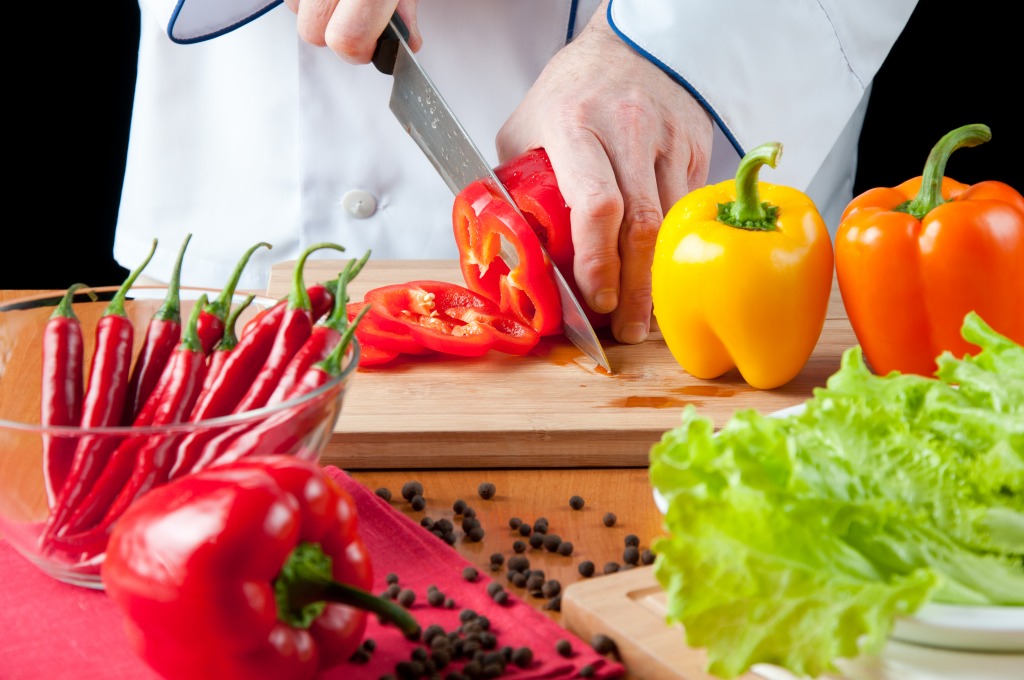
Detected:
[{"left": 115, "top": 0, "right": 917, "bottom": 290}]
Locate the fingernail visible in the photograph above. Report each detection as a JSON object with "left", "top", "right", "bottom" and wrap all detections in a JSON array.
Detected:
[
  {"left": 619, "top": 322, "right": 648, "bottom": 345},
  {"left": 594, "top": 289, "right": 618, "bottom": 313}
]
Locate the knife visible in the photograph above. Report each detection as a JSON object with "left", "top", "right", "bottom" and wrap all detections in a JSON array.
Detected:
[{"left": 372, "top": 14, "right": 611, "bottom": 373}]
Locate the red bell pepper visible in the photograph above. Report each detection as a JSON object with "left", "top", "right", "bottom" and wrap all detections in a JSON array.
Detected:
[
  {"left": 363, "top": 280, "right": 540, "bottom": 357},
  {"left": 41, "top": 240, "right": 157, "bottom": 549},
  {"left": 197, "top": 240, "right": 272, "bottom": 355},
  {"left": 347, "top": 302, "right": 431, "bottom": 357},
  {"left": 101, "top": 456, "right": 420, "bottom": 680},
  {"left": 122, "top": 234, "right": 191, "bottom": 424},
  {"left": 453, "top": 180, "right": 563, "bottom": 337},
  {"left": 40, "top": 283, "right": 92, "bottom": 507}
]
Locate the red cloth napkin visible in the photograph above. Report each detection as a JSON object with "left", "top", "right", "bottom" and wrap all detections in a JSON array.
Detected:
[{"left": 0, "top": 466, "right": 624, "bottom": 680}]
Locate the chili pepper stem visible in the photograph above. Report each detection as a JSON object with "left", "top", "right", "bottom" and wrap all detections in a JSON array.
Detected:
[
  {"left": 289, "top": 242, "right": 347, "bottom": 311},
  {"left": 718, "top": 142, "right": 782, "bottom": 231},
  {"left": 900, "top": 123, "right": 992, "bottom": 219},
  {"left": 276, "top": 541, "right": 421, "bottom": 640}
]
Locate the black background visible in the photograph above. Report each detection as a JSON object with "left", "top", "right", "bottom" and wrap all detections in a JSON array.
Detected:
[{"left": 6, "top": 1, "right": 1017, "bottom": 290}]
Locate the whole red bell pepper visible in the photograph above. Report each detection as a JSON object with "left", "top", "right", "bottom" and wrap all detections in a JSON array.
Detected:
[
  {"left": 836, "top": 123, "right": 1024, "bottom": 376},
  {"left": 101, "top": 456, "right": 420, "bottom": 680}
]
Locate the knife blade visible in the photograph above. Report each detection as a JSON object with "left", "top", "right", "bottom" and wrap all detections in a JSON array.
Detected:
[{"left": 373, "top": 14, "right": 611, "bottom": 373}]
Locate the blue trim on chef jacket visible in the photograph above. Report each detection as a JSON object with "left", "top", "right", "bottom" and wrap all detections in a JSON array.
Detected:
[
  {"left": 567, "top": 0, "right": 581, "bottom": 42},
  {"left": 168, "top": 0, "right": 282, "bottom": 44},
  {"left": 605, "top": 0, "right": 745, "bottom": 159}
]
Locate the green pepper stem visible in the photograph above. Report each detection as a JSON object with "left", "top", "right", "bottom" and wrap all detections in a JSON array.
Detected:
[
  {"left": 51, "top": 283, "right": 95, "bottom": 320},
  {"left": 106, "top": 238, "right": 158, "bottom": 318},
  {"left": 899, "top": 124, "right": 991, "bottom": 219},
  {"left": 275, "top": 541, "right": 421, "bottom": 640},
  {"left": 153, "top": 233, "right": 191, "bottom": 323},
  {"left": 717, "top": 142, "right": 782, "bottom": 231},
  {"left": 289, "top": 243, "right": 347, "bottom": 312},
  {"left": 206, "top": 241, "right": 272, "bottom": 321}
]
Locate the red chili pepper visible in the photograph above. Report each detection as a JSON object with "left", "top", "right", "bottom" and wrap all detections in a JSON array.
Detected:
[
  {"left": 40, "top": 283, "right": 92, "bottom": 507},
  {"left": 231, "top": 242, "right": 346, "bottom": 415},
  {"left": 199, "top": 294, "right": 256, "bottom": 404},
  {"left": 41, "top": 240, "right": 158, "bottom": 549},
  {"left": 194, "top": 304, "right": 366, "bottom": 472},
  {"left": 52, "top": 294, "right": 214, "bottom": 556},
  {"left": 121, "top": 233, "right": 191, "bottom": 424},
  {"left": 101, "top": 456, "right": 420, "bottom": 680},
  {"left": 452, "top": 179, "right": 563, "bottom": 336},
  {"left": 267, "top": 252, "right": 369, "bottom": 406},
  {"left": 197, "top": 241, "right": 271, "bottom": 355},
  {"left": 241, "top": 281, "right": 337, "bottom": 339}
]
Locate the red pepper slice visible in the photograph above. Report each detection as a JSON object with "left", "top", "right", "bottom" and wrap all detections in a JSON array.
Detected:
[
  {"left": 346, "top": 302, "right": 429, "bottom": 356},
  {"left": 122, "top": 234, "right": 191, "bottom": 424},
  {"left": 494, "top": 148, "right": 611, "bottom": 329},
  {"left": 453, "top": 180, "right": 563, "bottom": 336},
  {"left": 363, "top": 281, "right": 500, "bottom": 357},
  {"left": 40, "top": 283, "right": 90, "bottom": 507}
]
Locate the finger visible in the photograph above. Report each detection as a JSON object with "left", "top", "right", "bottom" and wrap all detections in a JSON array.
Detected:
[
  {"left": 610, "top": 147, "right": 667, "bottom": 345},
  {"left": 323, "top": 0, "right": 400, "bottom": 63},
  {"left": 295, "top": 0, "right": 340, "bottom": 47},
  {"left": 283, "top": 0, "right": 299, "bottom": 14},
  {"left": 396, "top": 0, "right": 423, "bottom": 52},
  {"left": 543, "top": 131, "right": 624, "bottom": 318}
]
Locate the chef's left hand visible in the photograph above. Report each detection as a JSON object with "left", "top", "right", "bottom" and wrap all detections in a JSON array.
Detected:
[{"left": 496, "top": 1, "right": 714, "bottom": 345}]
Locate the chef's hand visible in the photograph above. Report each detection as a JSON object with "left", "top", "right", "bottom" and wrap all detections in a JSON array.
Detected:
[
  {"left": 496, "top": 2, "right": 714, "bottom": 345},
  {"left": 283, "top": 0, "right": 423, "bottom": 60}
]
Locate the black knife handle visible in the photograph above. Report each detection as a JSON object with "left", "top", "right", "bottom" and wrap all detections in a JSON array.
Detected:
[{"left": 372, "top": 12, "right": 411, "bottom": 75}]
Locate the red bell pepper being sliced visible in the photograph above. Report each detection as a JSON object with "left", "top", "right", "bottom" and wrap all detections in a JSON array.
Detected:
[
  {"left": 41, "top": 240, "right": 158, "bottom": 550},
  {"left": 363, "top": 280, "right": 540, "bottom": 357},
  {"left": 453, "top": 180, "right": 563, "bottom": 337},
  {"left": 197, "top": 240, "right": 271, "bottom": 355},
  {"left": 122, "top": 233, "right": 191, "bottom": 425},
  {"left": 494, "top": 147, "right": 610, "bottom": 329},
  {"left": 40, "top": 283, "right": 93, "bottom": 508},
  {"left": 101, "top": 456, "right": 420, "bottom": 680}
]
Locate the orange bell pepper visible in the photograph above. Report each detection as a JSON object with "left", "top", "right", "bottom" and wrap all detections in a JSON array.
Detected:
[{"left": 835, "top": 124, "right": 1024, "bottom": 376}]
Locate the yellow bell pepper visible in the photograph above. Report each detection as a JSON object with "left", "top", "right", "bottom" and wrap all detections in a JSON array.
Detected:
[{"left": 651, "top": 142, "right": 834, "bottom": 389}]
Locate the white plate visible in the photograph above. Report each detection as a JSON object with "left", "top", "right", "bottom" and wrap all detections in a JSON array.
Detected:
[{"left": 650, "top": 404, "right": 1024, "bottom": 654}]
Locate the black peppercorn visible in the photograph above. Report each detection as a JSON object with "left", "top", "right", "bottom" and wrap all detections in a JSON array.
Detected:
[
  {"left": 375, "top": 487, "right": 392, "bottom": 502},
  {"left": 580, "top": 663, "right": 596, "bottom": 677},
  {"left": 528, "top": 533, "right": 544, "bottom": 549},
  {"left": 489, "top": 553, "right": 505, "bottom": 567},
  {"left": 398, "top": 588, "right": 416, "bottom": 608},
  {"left": 401, "top": 480, "right": 423, "bottom": 501},
  {"left": 511, "top": 647, "right": 534, "bottom": 668},
  {"left": 591, "top": 633, "right": 618, "bottom": 656},
  {"left": 542, "top": 534, "right": 562, "bottom": 552},
  {"left": 603, "top": 562, "right": 620, "bottom": 574},
  {"left": 517, "top": 523, "right": 532, "bottom": 537},
  {"left": 453, "top": 498, "right": 468, "bottom": 514},
  {"left": 641, "top": 548, "right": 655, "bottom": 565},
  {"left": 555, "top": 639, "right": 572, "bottom": 657},
  {"left": 602, "top": 512, "right": 617, "bottom": 527},
  {"left": 624, "top": 534, "right": 640, "bottom": 547},
  {"left": 508, "top": 517, "right": 522, "bottom": 530},
  {"left": 462, "top": 566, "right": 479, "bottom": 581},
  {"left": 410, "top": 494, "right": 426, "bottom": 511},
  {"left": 477, "top": 482, "right": 496, "bottom": 500},
  {"left": 569, "top": 495, "right": 585, "bottom": 510},
  {"left": 578, "top": 560, "right": 595, "bottom": 577},
  {"left": 512, "top": 540, "right": 526, "bottom": 553},
  {"left": 557, "top": 541, "right": 574, "bottom": 556},
  {"left": 466, "top": 526, "right": 485, "bottom": 542},
  {"left": 541, "top": 579, "right": 561, "bottom": 598},
  {"left": 623, "top": 545, "right": 640, "bottom": 565}
]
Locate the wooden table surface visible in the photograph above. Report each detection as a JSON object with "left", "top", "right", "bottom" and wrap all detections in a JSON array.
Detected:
[{"left": 0, "top": 276, "right": 858, "bottom": 674}]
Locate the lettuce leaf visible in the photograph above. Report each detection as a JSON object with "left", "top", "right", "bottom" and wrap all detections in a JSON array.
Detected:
[{"left": 649, "top": 312, "right": 1024, "bottom": 679}]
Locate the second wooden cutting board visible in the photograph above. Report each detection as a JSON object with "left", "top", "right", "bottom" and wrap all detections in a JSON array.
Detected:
[{"left": 267, "top": 259, "right": 856, "bottom": 469}]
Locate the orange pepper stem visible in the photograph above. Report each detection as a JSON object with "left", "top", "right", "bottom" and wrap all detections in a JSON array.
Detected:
[
  {"left": 899, "top": 123, "right": 992, "bottom": 219},
  {"left": 717, "top": 142, "right": 782, "bottom": 232}
]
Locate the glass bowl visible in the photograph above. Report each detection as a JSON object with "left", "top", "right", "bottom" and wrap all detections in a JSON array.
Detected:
[{"left": 0, "top": 285, "right": 359, "bottom": 589}]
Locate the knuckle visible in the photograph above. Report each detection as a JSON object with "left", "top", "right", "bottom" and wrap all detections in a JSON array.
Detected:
[{"left": 620, "top": 202, "right": 663, "bottom": 249}]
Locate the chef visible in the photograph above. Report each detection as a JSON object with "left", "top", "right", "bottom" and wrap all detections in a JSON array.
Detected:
[{"left": 114, "top": 0, "right": 917, "bottom": 345}]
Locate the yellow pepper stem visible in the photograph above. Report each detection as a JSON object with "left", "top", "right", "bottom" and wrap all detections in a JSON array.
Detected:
[{"left": 717, "top": 142, "right": 783, "bottom": 232}]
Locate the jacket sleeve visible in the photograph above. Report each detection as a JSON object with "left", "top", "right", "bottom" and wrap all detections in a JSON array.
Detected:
[
  {"left": 607, "top": 0, "right": 917, "bottom": 190},
  {"left": 144, "top": 0, "right": 281, "bottom": 44}
]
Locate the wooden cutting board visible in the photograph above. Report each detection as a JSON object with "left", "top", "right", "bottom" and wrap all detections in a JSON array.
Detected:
[{"left": 267, "top": 260, "right": 857, "bottom": 469}]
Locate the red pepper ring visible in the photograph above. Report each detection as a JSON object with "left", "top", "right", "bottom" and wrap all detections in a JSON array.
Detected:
[
  {"left": 444, "top": 306, "right": 540, "bottom": 356},
  {"left": 346, "top": 302, "right": 430, "bottom": 356},
  {"left": 363, "top": 281, "right": 503, "bottom": 357},
  {"left": 453, "top": 180, "right": 563, "bottom": 337}
]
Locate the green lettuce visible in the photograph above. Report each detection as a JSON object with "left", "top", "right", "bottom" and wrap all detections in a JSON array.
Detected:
[{"left": 649, "top": 312, "right": 1024, "bottom": 679}]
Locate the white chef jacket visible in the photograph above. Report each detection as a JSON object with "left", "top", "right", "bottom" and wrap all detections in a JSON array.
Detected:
[{"left": 115, "top": 0, "right": 917, "bottom": 290}]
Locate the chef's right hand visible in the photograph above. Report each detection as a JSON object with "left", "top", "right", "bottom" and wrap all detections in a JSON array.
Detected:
[{"left": 283, "top": 0, "right": 422, "bottom": 61}]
